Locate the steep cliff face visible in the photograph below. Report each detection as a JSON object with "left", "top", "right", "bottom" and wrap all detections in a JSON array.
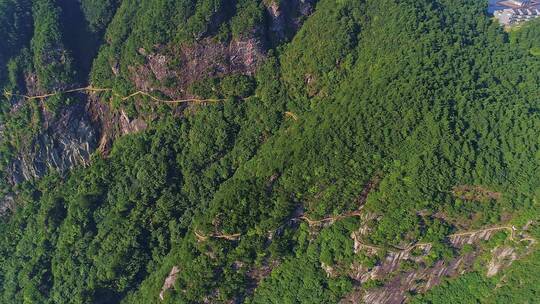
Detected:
[
  {"left": 86, "top": 95, "right": 148, "bottom": 154},
  {"left": 342, "top": 225, "right": 537, "bottom": 304},
  {"left": 1, "top": 0, "right": 318, "bottom": 189},
  {"left": 6, "top": 101, "right": 97, "bottom": 184},
  {"left": 1, "top": 1, "right": 539, "bottom": 303},
  {"left": 130, "top": 36, "right": 267, "bottom": 98},
  {"left": 124, "top": 0, "right": 318, "bottom": 99},
  {"left": 265, "top": 0, "right": 316, "bottom": 42}
]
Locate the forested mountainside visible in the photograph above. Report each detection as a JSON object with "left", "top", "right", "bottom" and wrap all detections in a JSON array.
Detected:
[{"left": 0, "top": 0, "right": 539, "bottom": 303}]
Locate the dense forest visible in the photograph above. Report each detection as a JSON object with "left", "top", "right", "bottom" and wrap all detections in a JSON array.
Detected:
[{"left": 0, "top": 0, "right": 539, "bottom": 303}]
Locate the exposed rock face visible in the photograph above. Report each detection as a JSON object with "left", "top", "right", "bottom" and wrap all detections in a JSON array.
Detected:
[
  {"left": 322, "top": 262, "right": 339, "bottom": 278},
  {"left": 3, "top": 93, "right": 149, "bottom": 187},
  {"left": 130, "top": 0, "right": 318, "bottom": 98},
  {"left": 87, "top": 97, "right": 148, "bottom": 154},
  {"left": 448, "top": 228, "right": 503, "bottom": 247},
  {"left": 2, "top": 0, "right": 319, "bottom": 192},
  {"left": 266, "top": 1, "right": 287, "bottom": 40},
  {"left": 7, "top": 101, "right": 98, "bottom": 184},
  {"left": 159, "top": 266, "right": 181, "bottom": 301},
  {"left": 357, "top": 254, "right": 475, "bottom": 304},
  {"left": 265, "top": 0, "right": 317, "bottom": 43},
  {"left": 343, "top": 226, "right": 536, "bottom": 304},
  {"left": 487, "top": 246, "right": 517, "bottom": 277},
  {"left": 131, "top": 35, "right": 267, "bottom": 99},
  {"left": 0, "top": 194, "right": 15, "bottom": 216}
]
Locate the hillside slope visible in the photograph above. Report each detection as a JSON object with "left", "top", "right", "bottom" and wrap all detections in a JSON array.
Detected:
[{"left": 0, "top": 0, "right": 539, "bottom": 303}]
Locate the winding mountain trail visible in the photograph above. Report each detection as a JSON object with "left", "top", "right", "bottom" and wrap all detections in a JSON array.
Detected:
[
  {"left": 194, "top": 230, "right": 242, "bottom": 241},
  {"left": 449, "top": 225, "right": 515, "bottom": 240},
  {"left": 198, "top": 217, "right": 535, "bottom": 256},
  {"left": 3, "top": 85, "right": 238, "bottom": 104},
  {"left": 359, "top": 224, "right": 536, "bottom": 254},
  {"left": 299, "top": 209, "right": 365, "bottom": 225}
]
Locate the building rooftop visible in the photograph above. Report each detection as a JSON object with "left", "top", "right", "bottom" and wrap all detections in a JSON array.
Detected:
[{"left": 491, "top": 0, "right": 540, "bottom": 25}]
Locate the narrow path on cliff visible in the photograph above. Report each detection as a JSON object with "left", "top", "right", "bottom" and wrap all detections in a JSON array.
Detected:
[
  {"left": 3, "top": 85, "right": 244, "bottom": 104},
  {"left": 24, "top": 88, "right": 533, "bottom": 255},
  {"left": 355, "top": 224, "right": 535, "bottom": 254},
  {"left": 197, "top": 215, "right": 535, "bottom": 257}
]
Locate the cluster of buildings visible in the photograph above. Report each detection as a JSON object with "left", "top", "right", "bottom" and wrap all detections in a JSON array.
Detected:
[{"left": 492, "top": 0, "right": 540, "bottom": 26}]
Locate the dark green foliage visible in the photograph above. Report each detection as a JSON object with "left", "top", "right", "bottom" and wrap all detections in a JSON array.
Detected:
[
  {"left": 80, "top": 0, "right": 120, "bottom": 33},
  {"left": 411, "top": 271, "right": 494, "bottom": 304},
  {"left": 510, "top": 19, "right": 540, "bottom": 56},
  {"left": 250, "top": 257, "right": 350, "bottom": 304},
  {"left": 220, "top": 74, "right": 256, "bottom": 98},
  {"left": 31, "top": 0, "right": 77, "bottom": 90},
  {"left": 230, "top": 0, "right": 264, "bottom": 39},
  {"left": 0, "top": 0, "right": 33, "bottom": 88},
  {"left": 189, "top": 74, "right": 256, "bottom": 99},
  {"left": 280, "top": 0, "right": 362, "bottom": 105},
  {"left": 318, "top": 219, "right": 358, "bottom": 266},
  {"left": 0, "top": 0, "right": 539, "bottom": 303}
]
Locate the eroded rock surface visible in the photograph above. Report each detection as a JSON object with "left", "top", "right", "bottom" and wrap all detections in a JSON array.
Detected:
[
  {"left": 0, "top": 194, "right": 15, "bottom": 216},
  {"left": 265, "top": 0, "right": 317, "bottom": 42},
  {"left": 131, "top": 36, "right": 267, "bottom": 99},
  {"left": 7, "top": 101, "right": 98, "bottom": 184},
  {"left": 87, "top": 97, "right": 148, "bottom": 154},
  {"left": 487, "top": 246, "right": 518, "bottom": 277},
  {"left": 159, "top": 266, "right": 181, "bottom": 301},
  {"left": 130, "top": 0, "right": 317, "bottom": 98},
  {"left": 343, "top": 225, "right": 536, "bottom": 304}
]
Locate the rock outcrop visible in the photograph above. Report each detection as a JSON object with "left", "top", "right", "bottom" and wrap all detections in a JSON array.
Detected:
[
  {"left": 343, "top": 225, "right": 537, "bottom": 304},
  {"left": 1, "top": 0, "right": 319, "bottom": 200},
  {"left": 486, "top": 246, "right": 517, "bottom": 277},
  {"left": 131, "top": 35, "right": 267, "bottom": 99},
  {"left": 159, "top": 266, "right": 181, "bottom": 301},
  {"left": 130, "top": 0, "right": 317, "bottom": 99},
  {"left": 86, "top": 96, "right": 148, "bottom": 154},
  {"left": 6, "top": 101, "right": 98, "bottom": 184},
  {"left": 265, "top": 0, "right": 317, "bottom": 43},
  {"left": 0, "top": 194, "right": 15, "bottom": 216}
]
